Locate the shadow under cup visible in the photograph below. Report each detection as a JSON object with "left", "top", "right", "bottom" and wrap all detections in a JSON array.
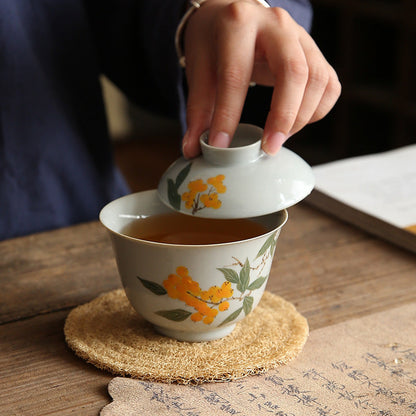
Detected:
[{"left": 99, "top": 190, "right": 288, "bottom": 342}]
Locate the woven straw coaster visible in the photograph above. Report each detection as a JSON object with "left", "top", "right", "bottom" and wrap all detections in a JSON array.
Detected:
[{"left": 64, "top": 289, "right": 308, "bottom": 385}]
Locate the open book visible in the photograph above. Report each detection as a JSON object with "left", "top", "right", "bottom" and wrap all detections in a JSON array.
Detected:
[{"left": 305, "top": 144, "right": 416, "bottom": 254}]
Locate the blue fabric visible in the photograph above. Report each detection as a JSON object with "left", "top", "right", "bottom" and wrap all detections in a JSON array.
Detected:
[
  {"left": 274, "top": 0, "right": 312, "bottom": 32},
  {"left": 0, "top": 0, "right": 312, "bottom": 240}
]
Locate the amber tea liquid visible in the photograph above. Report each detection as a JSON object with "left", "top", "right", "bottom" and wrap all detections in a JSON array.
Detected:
[{"left": 121, "top": 212, "right": 268, "bottom": 245}]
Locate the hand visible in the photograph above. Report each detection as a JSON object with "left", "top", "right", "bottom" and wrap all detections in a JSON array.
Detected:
[{"left": 181, "top": 0, "right": 341, "bottom": 158}]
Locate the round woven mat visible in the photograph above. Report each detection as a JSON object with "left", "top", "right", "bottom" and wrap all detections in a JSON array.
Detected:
[{"left": 64, "top": 289, "right": 308, "bottom": 384}]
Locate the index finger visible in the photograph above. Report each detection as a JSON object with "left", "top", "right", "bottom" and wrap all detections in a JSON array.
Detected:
[{"left": 208, "top": 2, "right": 257, "bottom": 148}]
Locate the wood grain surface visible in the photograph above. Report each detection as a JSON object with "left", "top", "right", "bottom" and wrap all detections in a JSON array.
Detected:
[{"left": 1, "top": 203, "right": 415, "bottom": 416}]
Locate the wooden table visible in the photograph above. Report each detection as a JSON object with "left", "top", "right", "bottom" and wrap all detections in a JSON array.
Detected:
[{"left": 1, "top": 203, "right": 415, "bottom": 415}]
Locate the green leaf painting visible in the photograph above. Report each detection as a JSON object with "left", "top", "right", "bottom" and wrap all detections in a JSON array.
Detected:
[
  {"left": 219, "top": 307, "right": 243, "bottom": 327},
  {"left": 256, "top": 232, "right": 277, "bottom": 258},
  {"left": 243, "top": 296, "right": 254, "bottom": 316},
  {"left": 175, "top": 162, "right": 192, "bottom": 188},
  {"left": 237, "top": 258, "right": 250, "bottom": 293},
  {"left": 137, "top": 277, "right": 167, "bottom": 296},
  {"left": 155, "top": 309, "right": 192, "bottom": 322},
  {"left": 217, "top": 267, "right": 240, "bottom": 284},
  {"left": 248, "top": 276, "right": 267, "bottom": 290},
  {"left": 167, "top": 162, "right": 192, "bottom": 210},
  {"left": 167, "top": 179, "right": 181, "bottom": 210}
]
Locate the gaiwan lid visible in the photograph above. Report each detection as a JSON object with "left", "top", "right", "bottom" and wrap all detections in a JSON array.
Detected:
[{"left": 157, "top": 124, "right": 314, "bottom": 219}]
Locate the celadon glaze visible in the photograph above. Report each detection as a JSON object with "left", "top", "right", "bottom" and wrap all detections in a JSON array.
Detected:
[
  {"left": 158, "top": 124, "right": 315, "bottom": 219},
  {"left": 99, "top": 190, "right": 288, "bottom": 342}
]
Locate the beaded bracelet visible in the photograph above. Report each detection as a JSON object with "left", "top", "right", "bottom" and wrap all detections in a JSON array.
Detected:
[{"left": 175, "top": 0, "right": 270, "bottom": 68}]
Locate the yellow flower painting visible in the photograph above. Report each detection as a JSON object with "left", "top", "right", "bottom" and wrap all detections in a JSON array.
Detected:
[
  {"left": 182, "top": 174, "right": 227, "bottom": 214},
  {"left": 163, "top": 266, "right": 232, "bottom": 325},
  {"left": 166, "top": 162, "right": 227, "bottom": 214}
]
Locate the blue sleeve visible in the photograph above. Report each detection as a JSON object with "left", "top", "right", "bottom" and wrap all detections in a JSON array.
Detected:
[{"left": 267, "top": 0, "right": 313, "bottom": 32}]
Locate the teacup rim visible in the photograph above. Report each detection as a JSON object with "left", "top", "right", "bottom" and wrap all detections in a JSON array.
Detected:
[{"left": 99, "top": 190, "right": 288, "bottom": 248}]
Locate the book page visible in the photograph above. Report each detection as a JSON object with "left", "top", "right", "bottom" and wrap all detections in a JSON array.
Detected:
[
  {"left": 102, "top": 303, "right": 416, "bottom": 416},
  {"left": 312, "top": 145, "right": 416, "bottom": 232}
]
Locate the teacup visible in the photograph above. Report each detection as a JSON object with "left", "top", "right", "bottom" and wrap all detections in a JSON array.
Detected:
[{"left": 100, "top": 190, "right": 287, "bottom": 342}]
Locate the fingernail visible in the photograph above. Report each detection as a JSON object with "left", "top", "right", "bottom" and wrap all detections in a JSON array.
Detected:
[
  {"left": 262, "top": 132, "right": 287, "bottom": 155},
  {"left": 182, "top": 133, "right": 190, "bottom": 158},
  {"left": 209, "top": 131, "right": 231, "bottom": 148},
  {"left": 182, "top": 131, "right": 202, "bottom": 159}
]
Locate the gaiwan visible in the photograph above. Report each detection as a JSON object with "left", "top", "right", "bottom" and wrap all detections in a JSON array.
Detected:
[{"left": 100, "top": 124, "right": 314, "bottom": 342}]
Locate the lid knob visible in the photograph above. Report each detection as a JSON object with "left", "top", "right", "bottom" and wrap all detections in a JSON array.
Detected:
[{"left": 200, "top": 124, "right": 264, "bottom": 166}]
